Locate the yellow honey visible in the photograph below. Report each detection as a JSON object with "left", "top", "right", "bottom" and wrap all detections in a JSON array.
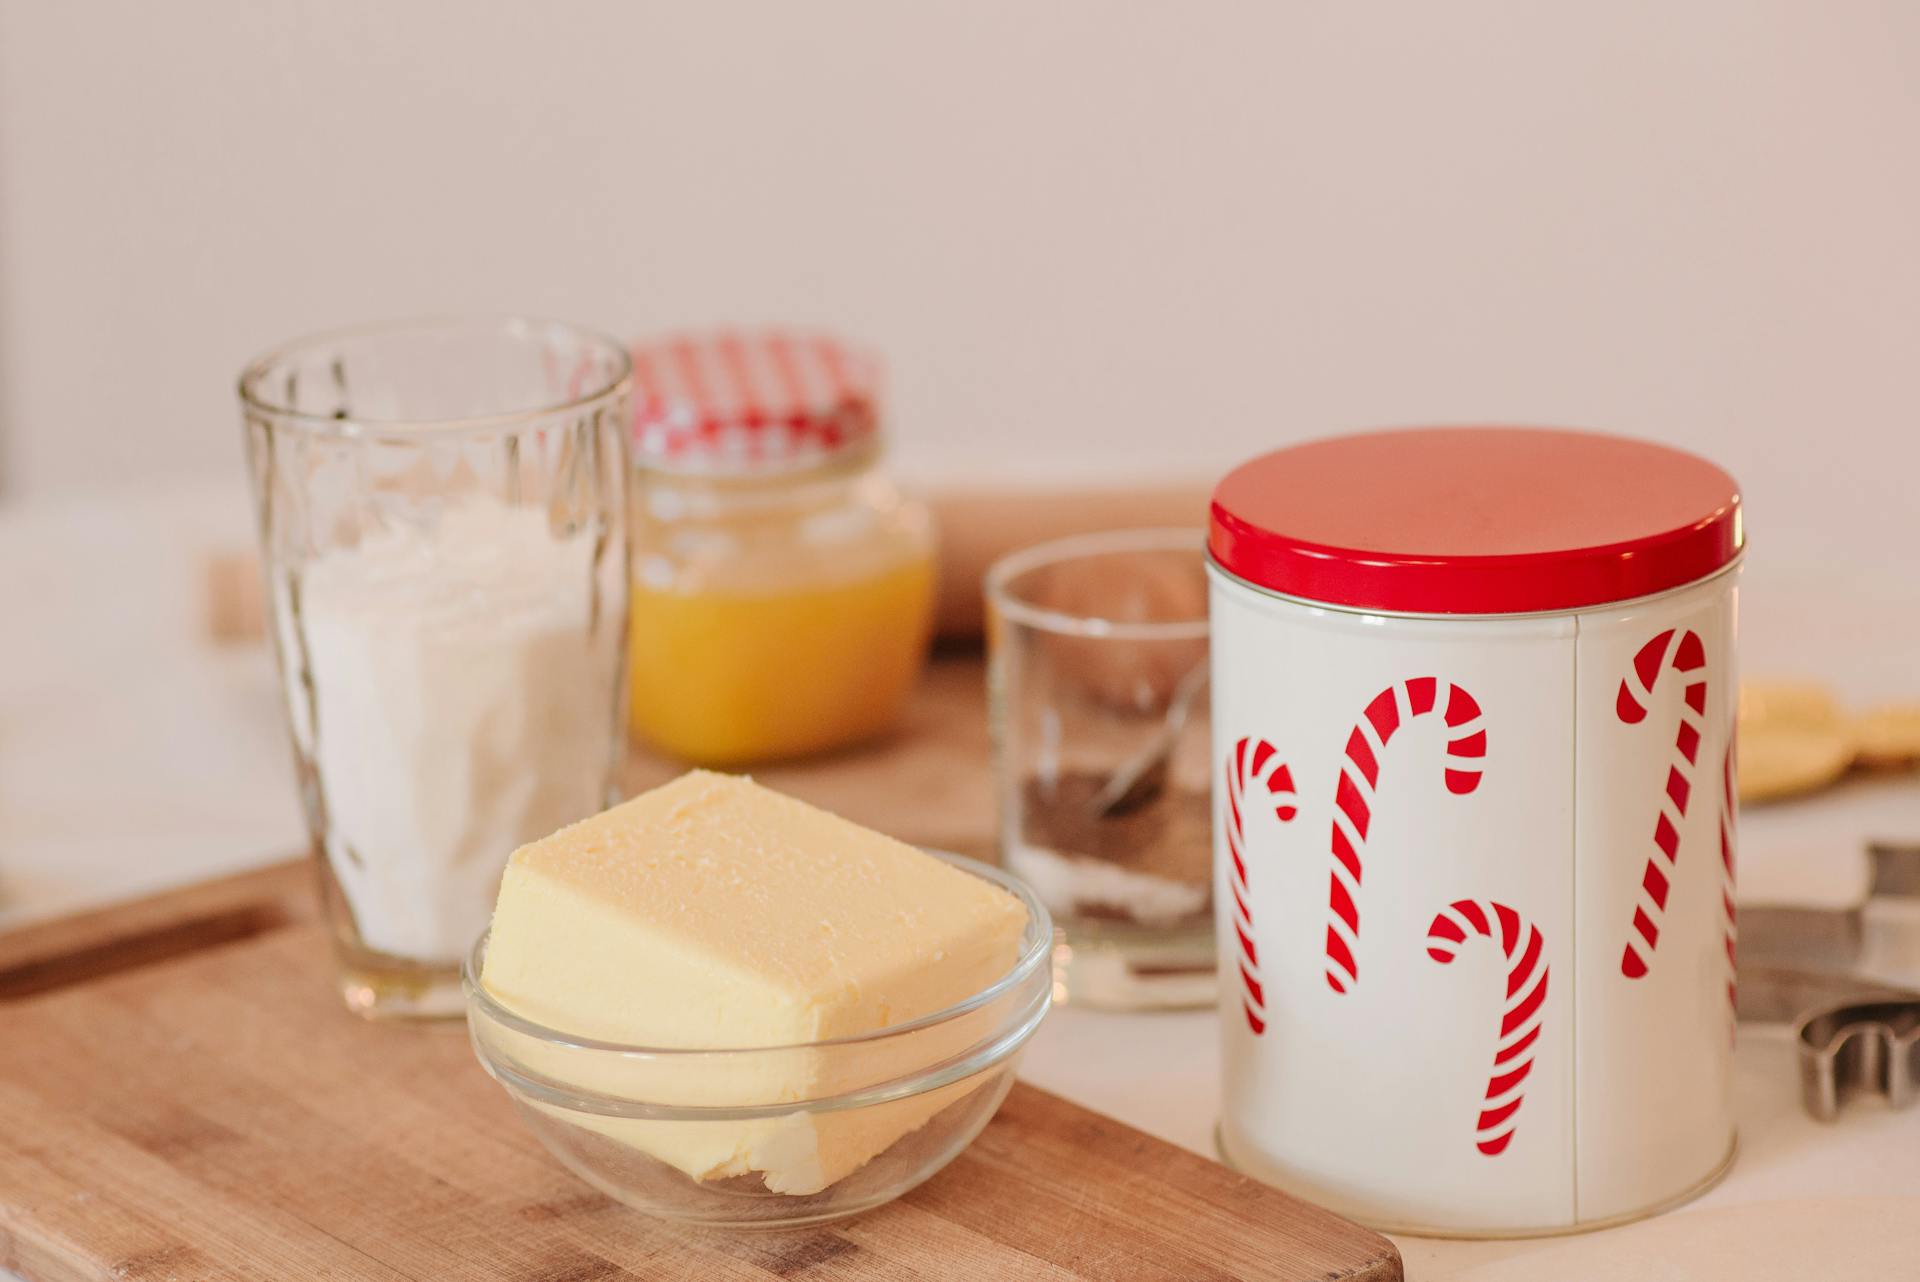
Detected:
[{"left": 628, "top": 555, "right": 935, "bottom": 766}]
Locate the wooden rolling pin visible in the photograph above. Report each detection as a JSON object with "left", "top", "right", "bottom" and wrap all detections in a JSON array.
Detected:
[
  {"left": 205, "top": 483, "right": 1214, "bottom": 645},
  {"left": 923, "top": 483, "right": 1211, "bottom": 638}
]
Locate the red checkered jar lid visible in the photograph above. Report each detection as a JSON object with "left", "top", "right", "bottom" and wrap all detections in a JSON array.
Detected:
[
  {"left": 630, "top": 330, "right": 881, "bottom": 476},
  {"left": 1210, "top": 427, "right": 1744, "bottom": 615}
]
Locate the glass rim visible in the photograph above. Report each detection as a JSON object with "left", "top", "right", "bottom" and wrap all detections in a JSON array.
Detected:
[
  {"left": 462, "top": 849, "right": 1054, "bottom": 1060},
  {"left": 984, "top": 526, "right": 1210, "bottom": 641},
  {"left": 236, "top": 314, "right": 633, "bottom": 440}
]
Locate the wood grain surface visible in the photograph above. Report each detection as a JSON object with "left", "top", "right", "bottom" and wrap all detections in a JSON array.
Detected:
[{"left": 0, "top": 864, "right": 1401, "bottom": 1281}]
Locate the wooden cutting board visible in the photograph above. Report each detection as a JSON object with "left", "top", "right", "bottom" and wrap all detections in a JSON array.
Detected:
[{"left": 0, "top": 860, "right": 1401, "bottom": 1281}]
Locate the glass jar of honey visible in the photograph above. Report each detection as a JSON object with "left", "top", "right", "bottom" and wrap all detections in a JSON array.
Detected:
[{"left": 626, "top": 331, "right": 936, "bottom": 766}]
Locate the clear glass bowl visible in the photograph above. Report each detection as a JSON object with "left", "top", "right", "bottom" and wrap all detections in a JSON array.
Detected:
[{"left": 463, "top": 852, "right": 1052, "bottom": 1228}]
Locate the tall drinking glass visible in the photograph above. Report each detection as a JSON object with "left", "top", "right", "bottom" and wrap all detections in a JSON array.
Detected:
[{"left": 240, "top": 318, "right": 632, "bottom": 1019}]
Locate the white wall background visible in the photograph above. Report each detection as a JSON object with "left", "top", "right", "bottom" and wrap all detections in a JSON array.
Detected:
[{"left": 1, "top": 1, "right": 1916, "bottom": 582}]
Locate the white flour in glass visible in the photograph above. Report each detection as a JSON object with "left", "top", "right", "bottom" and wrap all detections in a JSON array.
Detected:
[{"left": 278, "top": 500, "right": 618, "bottom": 963}]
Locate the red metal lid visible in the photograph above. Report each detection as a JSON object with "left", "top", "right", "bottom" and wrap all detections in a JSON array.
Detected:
[
  {"left": 1209, "top": 427, "right": 1743, "bottom": 615},
  {"left": 630, "top": 330, "right": 879, "bottom": 474}
]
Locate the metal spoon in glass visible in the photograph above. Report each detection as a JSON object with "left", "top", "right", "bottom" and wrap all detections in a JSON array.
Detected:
[{"left": 1087, "top": 662, "right": 1210, "bottom": 819}]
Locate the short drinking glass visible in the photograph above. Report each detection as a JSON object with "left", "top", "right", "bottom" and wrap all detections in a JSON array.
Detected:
[
  {"left": 986, "top": 529, "right": 1213, "bottom": 1010},
  {"left": 239, "top": 317, "right": 632, "bottom": 1019}
]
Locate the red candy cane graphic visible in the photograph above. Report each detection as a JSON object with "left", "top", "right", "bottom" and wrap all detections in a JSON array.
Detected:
[
  {"left": 1226, "top": 737, "right": 1298, "bottom": 1034},
  {"left": 1615, "top": 629, "right": 1708, "bottom": 979},
  {"left": 1427, "top": 899, "right": 1549, "bottom": 1157},
  {"left": 1719, "top": 723, "right": 1739, "bottom": 1017},
  {"left": 1326, "top": 677, "right": 1486, "bottom": 993}
]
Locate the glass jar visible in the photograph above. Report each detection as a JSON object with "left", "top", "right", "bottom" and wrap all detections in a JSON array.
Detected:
[{"left": 626, "top": 331, "right": 936, "bottom": 766}]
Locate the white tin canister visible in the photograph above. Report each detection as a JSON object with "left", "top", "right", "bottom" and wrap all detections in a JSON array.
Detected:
[{"left": 1208, "top": 427, "right": 1744, "bottom": 1235}]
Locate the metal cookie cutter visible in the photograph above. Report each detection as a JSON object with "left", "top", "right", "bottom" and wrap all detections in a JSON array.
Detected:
[
  {"left": 1737, "top": 842, "right": 1920, "bottom": 1118},
  {"left": 1798, "top": 999, "right": 1920, "bottom": 1120}
]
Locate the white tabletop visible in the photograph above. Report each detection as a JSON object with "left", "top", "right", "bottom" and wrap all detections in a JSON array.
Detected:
[{"left": 3, "top": 482, "right": 1918, "bottom": 1279}]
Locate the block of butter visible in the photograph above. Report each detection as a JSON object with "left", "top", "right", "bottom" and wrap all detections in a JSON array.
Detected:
[{"left": 480, "top": 770, "right": 1028, "bottom": 1195}]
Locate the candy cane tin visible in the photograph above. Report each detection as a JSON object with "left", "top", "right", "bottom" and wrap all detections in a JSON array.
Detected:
[{"left": 1209, "top": 427, "right": 1743, "bottom": 1235}]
